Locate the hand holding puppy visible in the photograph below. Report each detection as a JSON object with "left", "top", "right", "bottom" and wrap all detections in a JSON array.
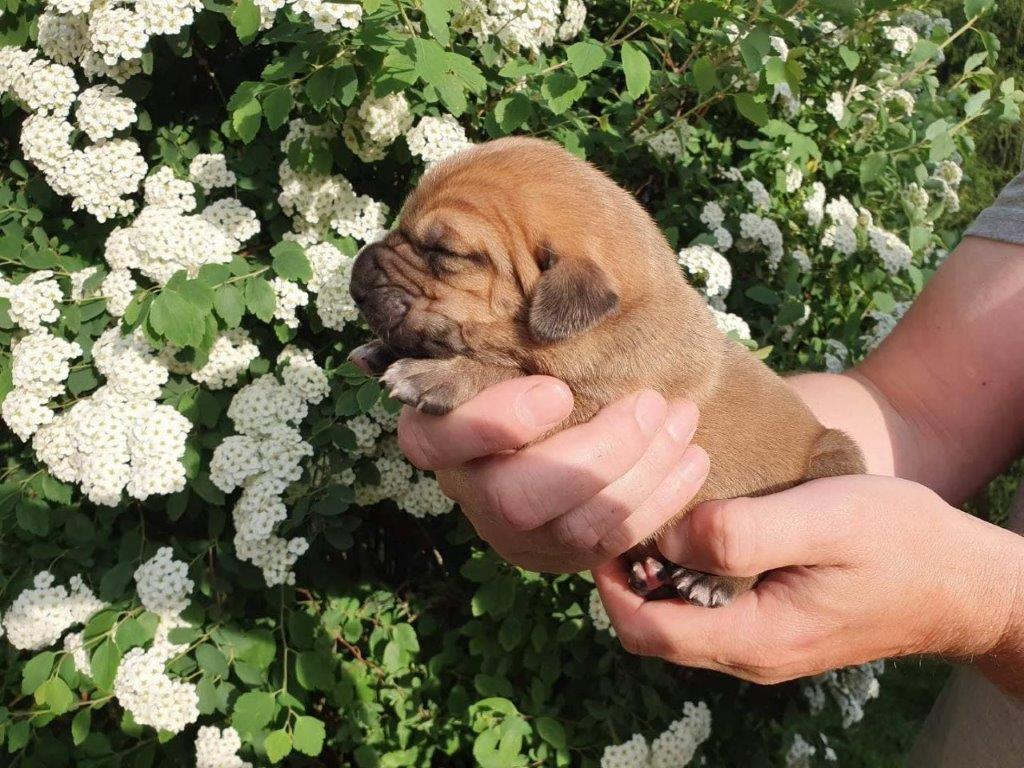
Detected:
[{"left": 396, "top": 377, "right": 709, "bottom": 573}]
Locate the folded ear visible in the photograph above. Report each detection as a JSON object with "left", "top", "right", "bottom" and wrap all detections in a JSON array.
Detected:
[{"left": 528, "top": 252, "right": 619, "bottom": 342}]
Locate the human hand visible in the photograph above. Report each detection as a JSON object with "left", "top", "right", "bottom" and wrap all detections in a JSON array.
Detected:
[
  {"left": 593, "top": 475, "right": 1024, "bottom": 689},
  {"left": 396, "top": 376, "right": 709, "bottom": 573}
]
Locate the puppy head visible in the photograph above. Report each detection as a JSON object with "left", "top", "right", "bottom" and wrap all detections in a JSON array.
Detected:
[{"left": 349, "top": 137, "right": 666, "bottom": 369}]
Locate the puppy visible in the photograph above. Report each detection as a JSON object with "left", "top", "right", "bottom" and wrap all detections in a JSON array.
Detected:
[{"left": 348, "top": 137, "right": 865, "bottom": 607}]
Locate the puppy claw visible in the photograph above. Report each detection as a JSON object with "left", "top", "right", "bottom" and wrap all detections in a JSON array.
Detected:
[
  {"left": 628, "top": 561, "right": 651, "bottom": 596},
  {"left": 671, "top": 567, "right": 743, "bottom": 609},
  {"left": 380, "top": 358, "right": 464, "bottom": 416}
]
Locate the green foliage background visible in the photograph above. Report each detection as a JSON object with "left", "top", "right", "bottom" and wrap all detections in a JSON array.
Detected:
[{"left": 0, "top": 0, "right": 1021, "bottom": 766}]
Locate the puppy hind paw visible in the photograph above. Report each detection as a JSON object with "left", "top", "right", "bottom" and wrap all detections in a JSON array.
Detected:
[{"left": 669, "top": 568, "right": 748, "bottom": 608}]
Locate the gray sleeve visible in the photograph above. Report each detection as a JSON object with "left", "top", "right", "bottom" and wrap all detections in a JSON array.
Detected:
[{"left": 964, "top": 145, "right": 1024, "bottom": 245}]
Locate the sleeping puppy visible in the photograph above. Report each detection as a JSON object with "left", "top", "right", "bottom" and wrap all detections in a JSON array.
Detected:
[{"left": 347, "top": 136, "right": 866, "bottom": 607}]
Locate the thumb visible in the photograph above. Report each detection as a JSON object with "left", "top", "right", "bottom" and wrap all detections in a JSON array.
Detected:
[{"left": 656, "top": 478, "right": 863, "bottom": 575}]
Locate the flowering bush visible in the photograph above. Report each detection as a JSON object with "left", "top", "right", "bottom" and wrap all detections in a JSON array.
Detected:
[{"left": 0, "top": 0, "right": 1020, "bottom": 765}]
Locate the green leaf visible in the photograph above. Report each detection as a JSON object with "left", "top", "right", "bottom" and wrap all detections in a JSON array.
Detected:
[
  {"left": 495, "top": 94, "right": 533, "bottom": 133},
  {"left": 21, "top": 652, "right": 55, "bottom": 695},
  {"left": 230, "top": 0, "right": 261, "bottom": 39},
  {"left": 306, "top": 67, "right": 337, "bottom": 110},
  {"left": 295, "top": 651, "right": 334, "bottom": 691},
  {"left": 292, "top": 716, "right": 326, "bottom": 756},
  {"left": 566, "top": 41, "right": 606, "bottom": 77},
  {"left": 839, "top": 45, "right": 860, "bottom": 70},
  {"left": 620, "top": 42, "right": 651, "bottom": 99},
  {"left": 909, "top": 40, "right": 940, "bottom": 64},
  {"left": 692, "top": 56, "right": 718, "bottom": 94},
  {"left": 271, "top": 242, "right": 313, "bottom": 282},
  {"left": 150, "top": 289, "right": 204, "bottom": 347},
  {"left": 734, "top": 93, "right": 769, "bottom": 126},
  {"left": 71, "top": 708, "right": 91, "bottom": 746},
  {"left": 35, "top": 677, "right": 74, "bottom": 715},
  {"left": 745, "top": 284, "right": 780, "bottom": 305},
  {"left": 536, "top": 717, "right": 566, "bottom": 749},
  {"left": 421, "top": 0, "right": 455, "bottom": 46},
  {"left": 232, "top": 691, "right": 276, "bottom": 735},
  {"left": 265, "top": 729, "right": 293, "bottom": 763},
  {"left": 232, "top": 97, "right": 262, "bottom": 143},
  {"left": 196, "top": 644, "right": 230, "bottom": 678},
  {"left": 214, "top": 284, "right": 245, "bottom": 328},
  {"left": 262, "top": 86, "right": 293, "bottom": 130},
  {"left": 859, "top": 152, "right": 886, "bottom": 185},
  {"left": 90, "top": 640, "right": 121, "bottom": 692},
  {"left": 541, "top": 71, "right": 586, "bottom": 115},
  {"left": 964, "top": 0, "right": 995, "bottom": 16},
  {"left": 764, "top": 57, "right": 788, "bottom": 86},
  {"left": 872, "top": 291, "right": 897, "bottom": 313},
  {"left": 244, "top": 278, "right": 277, "bottom": 323}
]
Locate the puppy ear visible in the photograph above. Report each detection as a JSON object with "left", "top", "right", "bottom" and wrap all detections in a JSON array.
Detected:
[{"left": 528, "top": 251, "right": 619, "bottom": 342}]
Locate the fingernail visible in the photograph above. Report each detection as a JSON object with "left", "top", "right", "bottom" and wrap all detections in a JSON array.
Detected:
[
  {"left": 678, "top": 448, "right": 709, "bottom": 484},
  {"left": 665, "top": 402, "right": 698, "bottom": 444},
  {"left": 634, "top": 390, "right": 667, "bottom": 437},
  {"left": 517, "top": 381, "right": 573, "bottom": 428}
]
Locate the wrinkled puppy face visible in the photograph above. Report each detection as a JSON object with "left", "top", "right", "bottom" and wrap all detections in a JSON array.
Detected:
[{"left": 349, "top": 137, "right": 627, "bottom": 372}]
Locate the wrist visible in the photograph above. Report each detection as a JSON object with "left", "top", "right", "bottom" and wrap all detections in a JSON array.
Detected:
[{"left": 975, "top": 530, "right": 1024, "bottom": 696}]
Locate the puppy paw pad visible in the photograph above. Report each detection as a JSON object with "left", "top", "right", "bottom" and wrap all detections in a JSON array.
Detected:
[{"left": 670, "top": 568, "right": 739, "bottom": 609}]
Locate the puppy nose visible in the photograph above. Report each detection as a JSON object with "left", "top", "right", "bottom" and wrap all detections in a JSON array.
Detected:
[{"left": 350, "top": 245, "right": 384, "bottom": 305}]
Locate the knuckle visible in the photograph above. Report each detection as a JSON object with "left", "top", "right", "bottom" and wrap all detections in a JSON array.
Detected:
[
  {"left": 397, "top": 418, "right": 440, "bottom": 470},
  {"left": 550, "top": 511, "right": 601, "bottom": 553},
  {"left": 481, "top": 471, "right": 537, "bottom": 531},
  {"left": 702, "top": 500, "right": 754, "bottom": 575}
]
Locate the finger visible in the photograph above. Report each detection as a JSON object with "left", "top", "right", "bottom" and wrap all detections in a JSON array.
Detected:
[
  {"left": 467, "top": 390, "right": 668, "bottom": 531},
  {"left": 542, "top": 433, "right": 709, "bottom": 562},
  {"left": 397, "top": 376, "right": 573, "bottom": 470},
  {"left": 593, "top": 560, "right": 753, "bottom": 668},
  {"left": 656, "top": 478, "right": 862, "bottom": 575}
]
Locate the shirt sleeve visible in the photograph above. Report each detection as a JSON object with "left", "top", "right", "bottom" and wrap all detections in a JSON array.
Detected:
[{"left": 965, "top": 145, "right": 1024, "bottom": 246}]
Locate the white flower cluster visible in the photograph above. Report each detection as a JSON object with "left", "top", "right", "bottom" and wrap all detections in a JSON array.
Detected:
[
  {"left": 63, "top": 630, "right": 90, "bottom": 673},
  {"left": 804, "top": 182, "right": 826, "bottom": 226},
  {"left": 188, "top": 329, "right": 260, "bottom": 389},
  {"left": 587, "top": 588, "right": 614, "bottom": 636},
  {"left": 306, "top": 240, "right": 359, "bottom": 330},
  {"left": 134, "top": 546, "right": 193, "bottom": 619},
  {"left": 344, "top": 92, "right": 414, "bottom": 162},
  {"left": 210, "top": 348, "right": 329, "bottom": 585},
  {"left": 867, "top": 225, "right": 913, "bottom": 274},
  {"left": 738, "top": 212, "right": 784, "bottom": 271},
  {"left": 353, "top": 423, "right": 454, "bottom": 518},
  {"left": 453, "top": 0, "right": 585, "bottom": 53},
  {"left": 254, "top": 0, "right": 361, "bottom": 32},
  {"left": 104, "top": 170, "right": 259, "bottom": 284},
  {"left": 278, "top": 120, "right": 390, "bottom": 244},
  {"left": 825, "top": 91, "right": 846, "bottom": 123},
  {"left": 677, "top": 244, "right": 732, "bottom": 299},
  {"left": 113, "top": 644, "right": 200, "bottom": 733},
  {"left": 638, "top": 127, "right": 685, "bottom": 160},
  {"left": 1, "top": 572, "right": 104, "bottom": 650},
  {"left": 822, "top": 196, "right": 859, "bottom": 256},
  {"left": 113, "top": 547, "right": 198, "bottom": 733},
  {"left": 600, "top": 702, "right": 712, "bottom": 768},
  {"left": 1, "top": 46, "right": 149, "bottom": 221},
  {"left": 709, "top": 306, "right": 751, "bottom": 341},
  {"left": 2, "top": 329, "right": 82, "bottom": 440},
  {"left": 270, "top": 277, "right": 309, "bottom": 329},
  {"left": 32, "top": 328, "right": 191, "bottom": 505},
  {"left": 195, "top": 726, "right": 253, "bottom": 768},
  {"left": 931, "top": 159, "right": 963, "bottom": 213},
  {"left": 188, "top": 153, "right": 237, "bottom": 193},
  {"left": 804, "top": 660, "right": 885, "bottom": 727},
  {"left": 786, "top": 733, "right": 816, "bottom": 768},
  {"left": 862, "top": 300, "right": 911, "bottom": 351},
  {"left": 699, "top": 201, "right": 733, "bottom": 251},
  {"left": 746, "top": 179, "right": 772, "bottom": 210},
  {"left": 884, "top": 25, "right": 919, "bottom": 56},
  {"left": 75, "top": 84, "right": 137, "bottom": 141},
  {"left": 823, "top": 339, "right": 849, "bottom": 373},
  {"left": 405, "top": 114, "right": 473, "bottom": 167}
]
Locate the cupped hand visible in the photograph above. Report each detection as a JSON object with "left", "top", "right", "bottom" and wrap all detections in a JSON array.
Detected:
[
  {"left": 396, "top": 376, "right": 709, "bottom": 573},
  {"left": 593, "top": 474, "right": 1024, "bottom": 686}
]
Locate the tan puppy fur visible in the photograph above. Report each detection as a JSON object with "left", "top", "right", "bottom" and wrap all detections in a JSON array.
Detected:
[{"left": 348, "top": 137, "right": 865, "bottom": 607}]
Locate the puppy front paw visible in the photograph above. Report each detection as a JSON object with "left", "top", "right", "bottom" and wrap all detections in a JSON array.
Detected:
[
  {"left": 381, "top": 358, "right": 471, "bottom": 415},
  {"left": 669, "top": 568, "right": 754, "bottom": 608}
]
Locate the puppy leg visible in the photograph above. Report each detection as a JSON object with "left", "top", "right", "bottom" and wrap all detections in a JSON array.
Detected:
[
  {"left": 668, "top": 568, "right": 757, "bottom": 608},
  {"left": 381, "top": 356, "right": 519, "bottom": 415}
]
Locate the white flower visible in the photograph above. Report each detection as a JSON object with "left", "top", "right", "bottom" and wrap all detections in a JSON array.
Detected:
[
  {"left": 195, "top": 726, "right": 253, "bottom": 768},
  {"left": 804, "top": 182, "right": 826, "bottom": 226},
  {"left": 738, "top": 213, "right": 784, "bottom": 271},
  {"left": 867, "top": 225, "right": 913, "bottom": 273},
  {"left": 650, "top": 702, "right": 712, "bottom": 768},
  {"left": 824, "top": 339, "right": 848, "bottom": 373},
  {"left": 786, "top": 733, "right": 816, "bottom": 768},
  {"left": 783, "top": 164, "right": 803, "bottom": 194},
  {"left": 825, "top": 91, "right": 846, "bottom": 123},
  {"left": 134, "top": 547, "right": 194, "bottom": 619},
  {"left": 588, "top": 588, "right": 614, "bottom": 635},
  {"left": 270, "top": 277, "right": 309, "bottom": 328},
  {"left": 746, "top": 179, "right": 772, "bottom": 210},
  {"left": 558, "top": 0, "right": 587, "bottom": 41},
  {"left": 600, "top": 734, "right": 650, "bottom": 768},
  {"left": 0, "top": 270, "right": 63, "bottom": 330},
  {"left": 406, "top": 114, "right": 472, "bottom": 166},
  {"left": 2, "top": 572, "right": 104, "bottom": 650},
  {"left": 75, "top": 84, "right": 137, "bottom": 141},
  {"left": 709, "top": 307, "right": 751, "bottom": 340},
  {"left": 677, "top": 244, "right": 732, "bottom": 298},
  {"left": 791, "top": 248, "right": 811, "bottom": 271},
  {"left": 188, "top": 153, "right": 237, "bottom": 193},
  {"left": 885, "top": 25, "right": 919, "bottom": 56},
  {"left": 190, "top": 329, "right": 260, "bottom": 389},
  {"left": 699, "top": 201, "right": 725, "bottom": 229},
  {"left": 113, "top": 645, "right": 199, "bottom": 733},
  {"left": 804, "top": 661, "right": 885, "bottom": 727}
]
